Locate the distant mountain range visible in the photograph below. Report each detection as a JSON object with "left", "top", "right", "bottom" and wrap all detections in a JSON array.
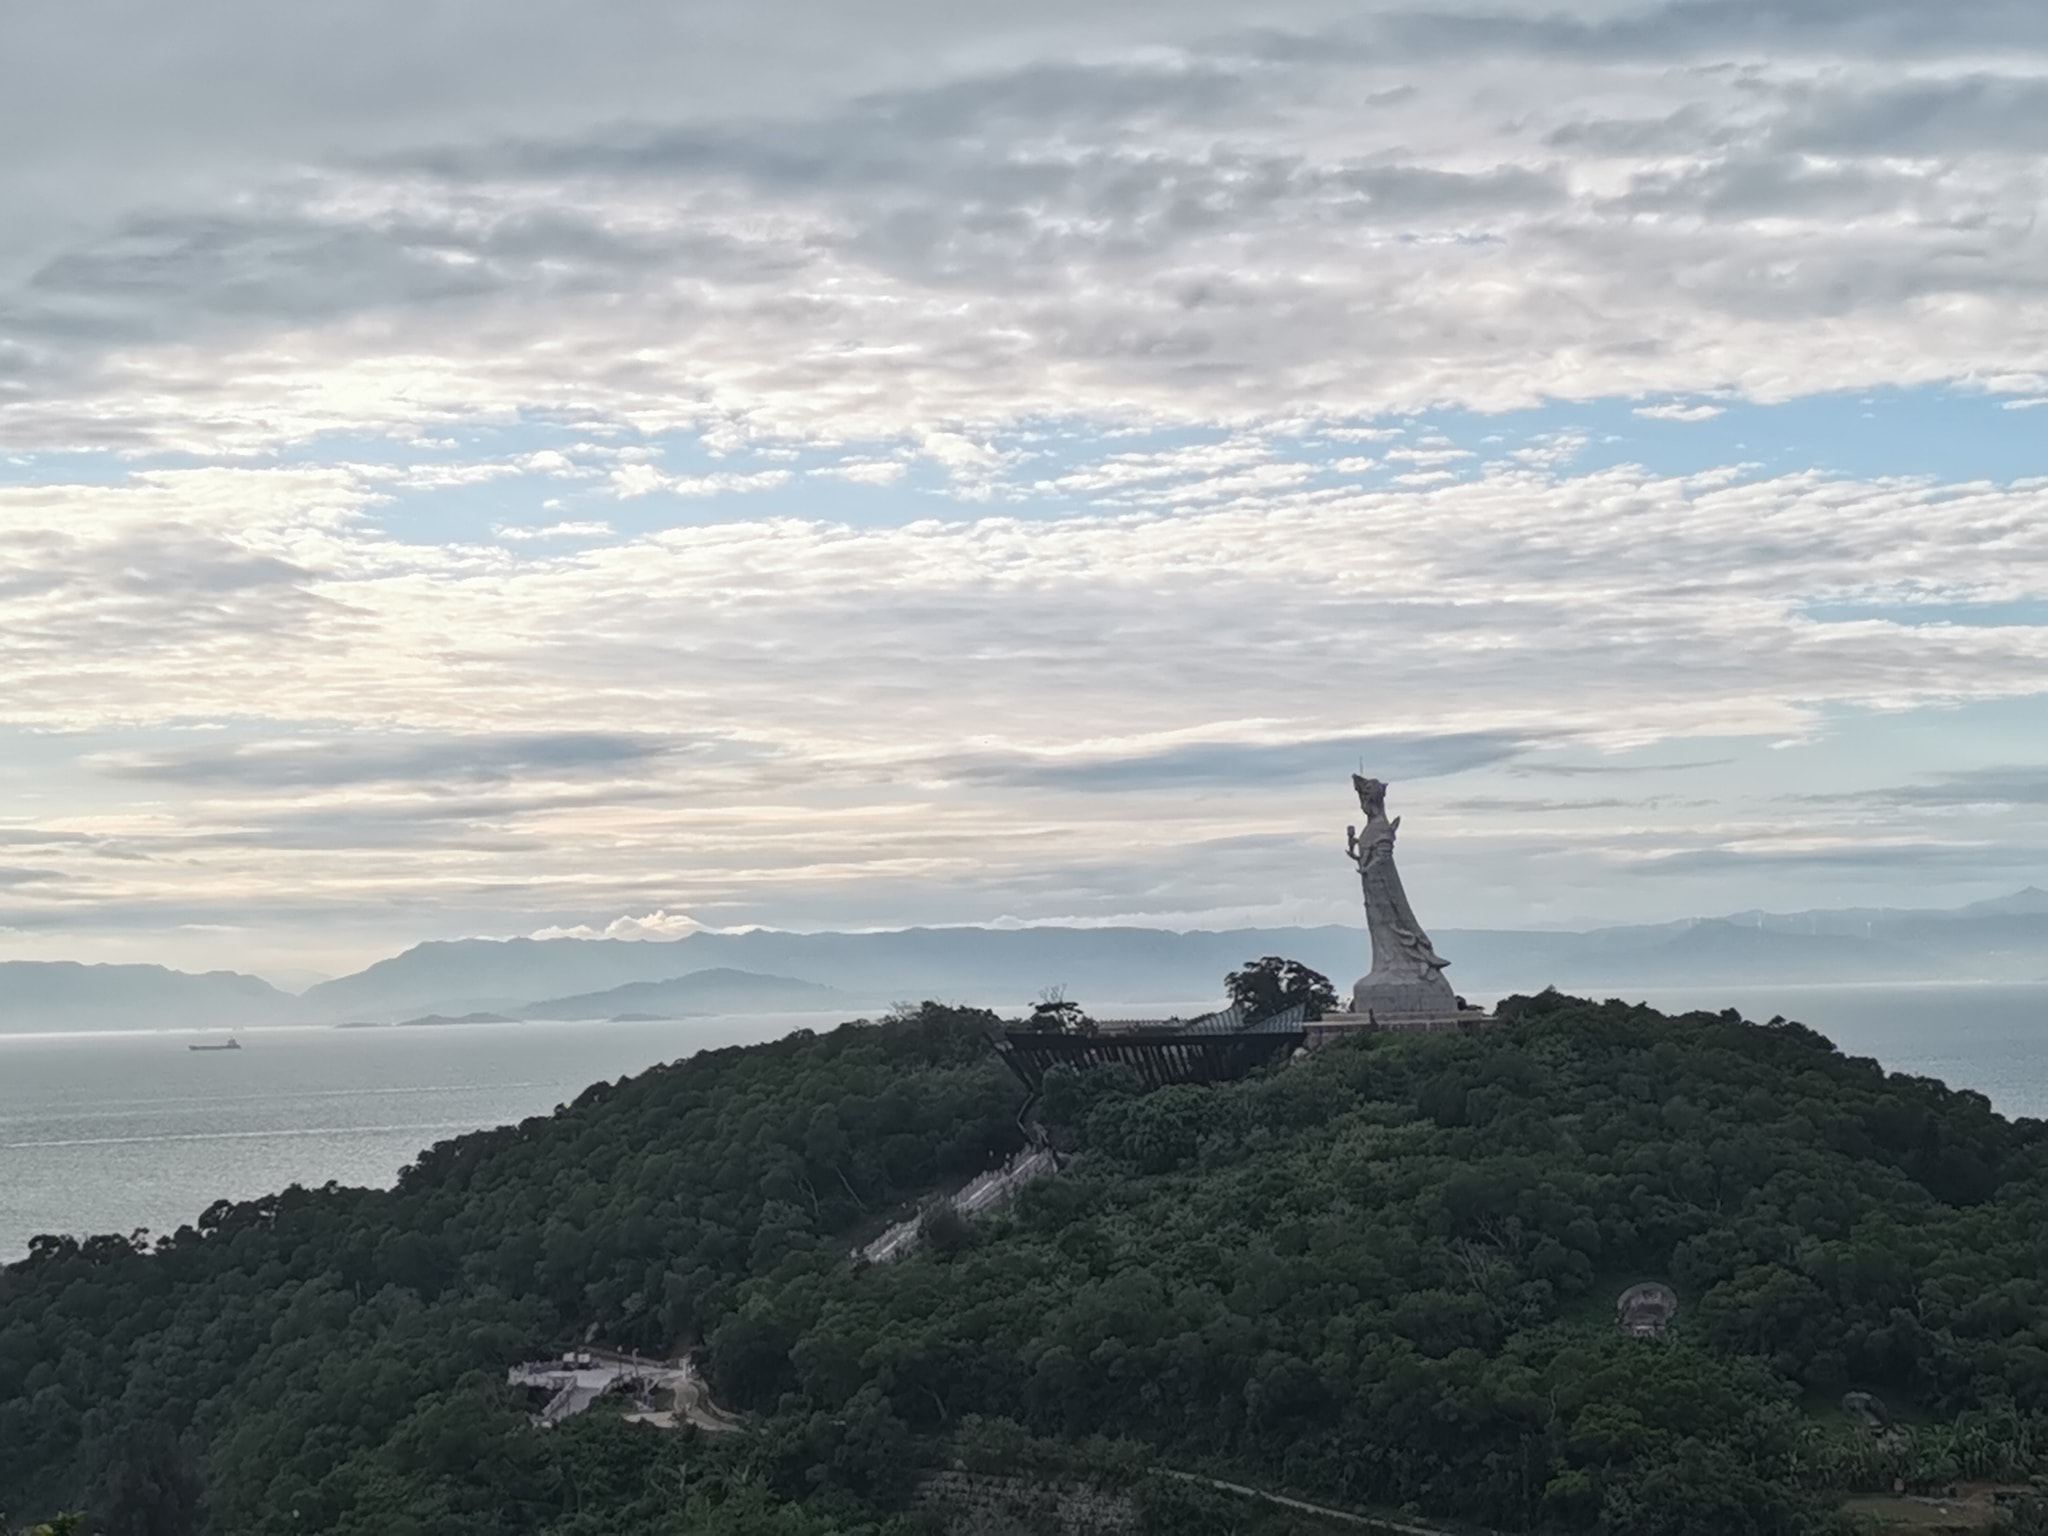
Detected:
[
  {"left": 295, "top": 925, "right": 1359, "bottom": 1022},
  {"left": 0, "top": 962, "right": 290, "bottom": 1033},
  {"left": 1448, "top": 886, "right": 2048, "bottom": 991},
  {"left": 10, "top": 889, "right": 2048, "bottom": 1033}
]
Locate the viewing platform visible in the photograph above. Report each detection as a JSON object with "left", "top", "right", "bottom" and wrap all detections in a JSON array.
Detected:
[
  {"left": 1303, "top": 1007, "right": 1493, "bottom": 1043},
  {"left": 995, "top": 1002, "right": 1309, "bottom": 1091}
]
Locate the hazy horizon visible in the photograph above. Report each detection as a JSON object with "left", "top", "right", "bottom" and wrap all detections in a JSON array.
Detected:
[
  {"left": 9, "top": 884, "right": 2048, "bottom": 1039},
  {"left": 49, "top": 878, "right": 2048, "bottom": 994}
]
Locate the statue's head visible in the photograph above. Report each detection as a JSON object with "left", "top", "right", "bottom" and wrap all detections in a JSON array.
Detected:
[{"left": 1351, "top": 774, "right": 1388, "bottom": 818}]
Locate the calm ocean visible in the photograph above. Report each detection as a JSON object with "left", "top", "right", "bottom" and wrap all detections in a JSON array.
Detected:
[
  {"left": 0, "top": 1012, "right": 842, "bottom": 1263},
  {"left": 1600, "top": 982, "right": 2048, "bottom": 1122},
  {"left": 2, "top": 985, "right": 2043, "bottom": 1262}
]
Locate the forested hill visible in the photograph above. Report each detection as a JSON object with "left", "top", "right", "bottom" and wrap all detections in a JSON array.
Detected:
[{"left": 5, "top": 996, "right": 2048, "bottom": 1536}]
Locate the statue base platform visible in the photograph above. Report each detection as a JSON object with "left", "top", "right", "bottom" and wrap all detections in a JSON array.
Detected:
[
  {"left": 1308, "top": 1008, "right": 1491, "bottom": 1039},
  {"left": 1351, "top": 973, "right": 1459, "bottom": 1016}
]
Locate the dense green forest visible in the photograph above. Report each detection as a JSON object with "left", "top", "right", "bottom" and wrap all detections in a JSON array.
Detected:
[{"left": 5, "top": 993, "right": 2048, "bottom": 1535}]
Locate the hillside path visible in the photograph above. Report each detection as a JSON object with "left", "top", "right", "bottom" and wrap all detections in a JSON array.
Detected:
[{"left": 1163, "top": 1471, "right": 1493, "bottom": 1536}]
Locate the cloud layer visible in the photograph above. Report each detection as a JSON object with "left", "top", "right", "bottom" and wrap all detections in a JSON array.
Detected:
[
  {"left": 4, "top": 1, "right": 2048, "bottom": 455},
  {"left": 4, "top": 451, "right": 2048, "bottom": 964},
  {"left": 3, "top": 0, "right": 2048, "bottom": 967}
]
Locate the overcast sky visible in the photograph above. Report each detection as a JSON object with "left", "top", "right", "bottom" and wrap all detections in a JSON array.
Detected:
[{"left": 3, "top": 0, "right": 2047, "bottom": 980}]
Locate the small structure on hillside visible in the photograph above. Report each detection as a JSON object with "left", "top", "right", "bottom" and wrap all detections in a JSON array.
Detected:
[
  {"left": 1617, "top": 1282, "right": 1678, "bottom": 1339},
  {"left": 1841, "top": 1391, "right": 1892, "bottom": 1432},
  {"left": 507, "top": 1348, "right": 741, "bottom": 1431}
]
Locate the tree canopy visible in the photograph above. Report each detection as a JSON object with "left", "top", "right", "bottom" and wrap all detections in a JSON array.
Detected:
[
  {"left": 5, "top": 993, "right": 2047, "bottom": 1535},
  {"left": 1028, "top": 995, "right": 1096, "bottom": 1034},
  {"left": 1226, "top": 956, "right": 1340, "bottom": 1020}
]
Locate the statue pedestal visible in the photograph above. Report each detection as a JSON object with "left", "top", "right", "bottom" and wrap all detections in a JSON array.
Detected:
[
  {"left": 1309, "top": 1005, "right": 1490, "bottom": 1040},
  {"left": 1351, "top": 972, "right": 1459, "bottom": 1019}
]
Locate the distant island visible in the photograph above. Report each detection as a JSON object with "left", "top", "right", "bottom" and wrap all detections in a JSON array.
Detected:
[
  {"left": 5, "top": 991, "right": 2045, "bottom": 1533},
  {"left": 516, "top": 967, "right": 846, "bottom": 1021}
]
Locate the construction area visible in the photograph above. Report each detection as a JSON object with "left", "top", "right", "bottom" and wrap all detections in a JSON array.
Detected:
[{"left": 507, "top": 1347, "right": 742, "bottom": 1433}]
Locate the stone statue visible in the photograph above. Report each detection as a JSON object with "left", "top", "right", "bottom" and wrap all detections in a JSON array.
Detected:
[{"left": 1344, "top": 774, "right": 1460, "bottom": 1020}]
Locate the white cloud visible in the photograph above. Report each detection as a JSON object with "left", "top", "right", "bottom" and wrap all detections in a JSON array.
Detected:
[
  {"left": 531, "top": 909, "right": 707, "bottom": 941},
  {"left": 14, "top": 456, "right": 2048, "bottom": 749},
  {"left": 608, "top": 464, "right": 669, "bottom": 498},
  {"left": 4, "top": 19, "right": 2048, "bottom": 456},
  {"left": 610, "top": 467, "right": 792, "bottom": 498},
  {"left": 809, "top": 459, "right": 909, "bottom": 486},
  {"left": 369, "top": 462, "right": 526, "bottom": 490},
  {"left": 1507, "top": 431, "right": 1591, "bottom": 469},
  {"left": 495, "top": 520, "right": 615, "bottom": 540},
  {"left": 519, "top": 450, "right": 586, "bottom": 474},
  {"left": 1634, "top": 403, "right": 1726, "bottom": 422},
  {"left": 1033, "top": 438, "right": 1321, "bottom": 507},
  {"left": 7, "top": 458, "right": 2048, "bottom": 962}
]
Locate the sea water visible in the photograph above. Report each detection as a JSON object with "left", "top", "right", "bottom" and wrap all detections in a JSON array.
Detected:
[
  {"left": 0, "top": 1013, "right": 844, "bottom": 1262},
  {"left": 1565, "top": 982, "right": 2048, "bottom": 1122},
  {"left": 2, "top": 987, "right": 2044, "bottom": 1263}
]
